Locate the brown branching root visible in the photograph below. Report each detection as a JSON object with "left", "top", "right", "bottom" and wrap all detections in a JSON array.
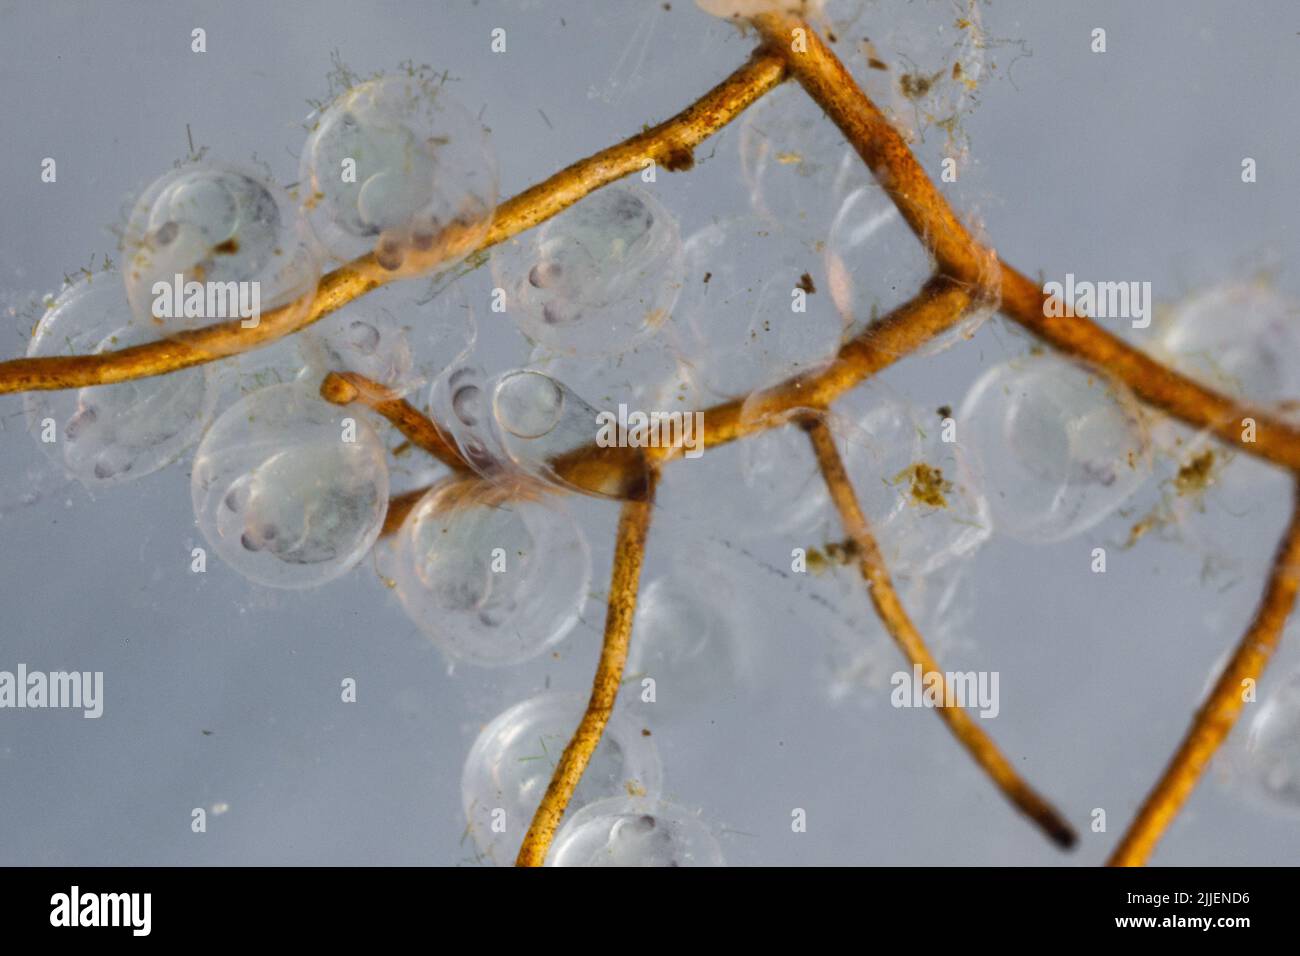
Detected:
[
  {"left": 6, "top": 9, "right": 1299, "bottom": 867},
  {"left": 804, "top": 416, "right": 1077, "bottom": 849},
  {"left": 1107, "top": 481, "right": 1300, "bottom": 866},
  {"left": 320, "top": 371, "right": 467, "bottom": 472},
  {"left": 516, "top": 472, "right": 659, "bottom": 867}
]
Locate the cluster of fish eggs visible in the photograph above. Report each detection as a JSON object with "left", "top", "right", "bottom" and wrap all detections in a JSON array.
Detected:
[{"left": 22, "top": 4, "right": 1300, "bottom": 861}]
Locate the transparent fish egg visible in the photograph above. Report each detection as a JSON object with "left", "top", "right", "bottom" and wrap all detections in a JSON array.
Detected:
[
  {"left": 547, "top": 796, "right": 725, "bottom": 867},
  {"left": 494, "top": 369, "right": 568, "bottom": 441},
  {"left": 960, "top": 354, "right": 1153, "bottom": 544},
  {"left": 737, "top": 83, "right": 865, "bottom": 233},
  {"left": 625, "top": 567, "right": 751, "bottom": 717},
  {"left": 834, "top": 385, "right": 991, "bottom": 576},
  {"left": 429, "top": 364, "right": 648, "bottom": 499},
  {"left": 191, "top": 383, "right": 389, "bottom": 588},
  {"left": 461, "top": 692, "right": 663, "bottom": 866},
  {"left": 676, "top": 216, "right": 846, "bottom": 401},
  {"left": 428, "top": 364, "right": 510, "bottom": 479},
  {"left": 1239, "top": 672, "right": 1300, "bottom": 815},
  {"left": 298, "top": 278, "right": 476, "bottom": 398},
  {"left": 875, "top": 437, "right": 990, "bottom": 577},
  {"left": 827, "top": 381, "right": 923, "bottom": 516},
  {"left": 737, "top": 392, "right": 833, "bottom": 528},
  {"left": 658, "top": 402, "right": 830, "bottom": 541},
  {"left": 390, "top": 477, "right": 591, "bottom": 665},
  {"left": 492, "top": 368, "right": 650, "bottom": 499},
  {"left": 299, "top": 74, "right": 498, "bottom": 271},
  {"left": 492, "top": 184, "right": 684, "bottom": 357},
  {"left": 1152, "top": 279, "right": 1300, "bottom": 407},
  {"left": 527, "top": 326, "right": 699, "bottom": 414},
  {"left": 122, "top": 162, "right": 319, "bottom": 336},
  {"left": 24, "top": 272, "right": 222, "bottom": 487},
  {"left": 825, "top": 185, "right": 981, "bottom": 353}
]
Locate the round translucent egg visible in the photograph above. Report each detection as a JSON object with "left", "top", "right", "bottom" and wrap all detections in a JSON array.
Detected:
[
  {"left": 461, "top": 692, "right": 663, "bottom": 866},
  {"left": 834, "top": 385, "right": 991, "bottom": 576},
  {"left": 299, "top": 74, "right": 498, "bottom": 271},
  {"left": 737, "top": 83, "right": 864, "bottom": 233},
  {"left": 657, "top": 403, "right": 830, "bottom": 541},
  {"left": 298, "top": 277, "right": 476, "bottom": 399},
  {"left": 390, "top": 477, "right": 591, "bottom": 665},
  {"left": 1153, "top": 279, "right": 1300, "bottom": 406},
  {"left": 191, "top": 383, "right": 389, "bottom": 588},
  {"left": 959, "top": 353, "right": 1153, "bottom": 544},
  {"left": 427, "top": 364, "right": 511, "bottom": 479},
  {"left": 825, "top": 184, "right": 988, "bottom": 355},
  {"left": 122, "top": 162, "right": 319, "bottom": 337},
  {"left": 1238, "top": 671, "right": 1300, "bottom": 816},
  {"left": 24, "top": 272, "right": 222, "bottom": 487},
  {"left": 625, "top": 566, "right": 751, "bottom": 717},
  {"left": 428, "top": 364, "right": 650, "bottom": 499},
  {"left": 493, "top": 368, "right": 654, "bottom": 499},
  {"left": 675, "top": 216, "right": 845, "bottom": 401},
  {"left": 527, "top": 327, "right": 699, "bottom": 415},
  {"left": 492, "top": 184, "right": 684, "bottom": 357},
  {"left": 547, "top": 796, "right": 725, "bottom": 867}
]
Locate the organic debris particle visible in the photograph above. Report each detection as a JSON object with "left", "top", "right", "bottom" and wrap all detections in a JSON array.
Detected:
[
  {"left": 625, "top": 780, "right": 647, "bottom": 797},
  {"left": 861, "top": 38, "right": 888, "bottom": 70},
  {"left": 1126, "top": 512, "right": 1159, "bottom": 549},
  {"left": 937, "top": 404, "right": 952, "bottom": 419},
  {"left": 776, "top": 151, "right": 803, "bottom": 165},
  {"left": 797, "top": 272, "right": 816, "bottom": 294},
  {"left": 805, "top": 539, "right": 859, "bottom": 575},
  {"left": 893, "top": 462, "right": 952, "bottom": 508},
  {"left": 899, "top": 70, "right": 943, "bottom": 100},
  {"left": 1174, "top": 450, "right": 1215, "bottom": 496},
  {"left": 824, "top": 538, "right": 860, "bottom": 565},
  {"left": 702, "top": 271, "right": 712, "bottom": 285}
]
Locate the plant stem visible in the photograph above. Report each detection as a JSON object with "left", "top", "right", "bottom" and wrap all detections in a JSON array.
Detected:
[
  {"left": 546, "top": 276, "right": 975, "bottom": 493},
  {"left": 320, "top": 371, "right": 467, "bottom": 471},
  {"left": 0, "top": 51, "right": 786, "bottom": 396},
  {"left": 1108, "top": 481, "right": 1300, "bottom": 865},
  {"left": 515, "top": 471, "right": 658, "bottom": 867},
  {"left": 751, "top": 12, "right": 1300, "bottom": 474},
  {"left": 805, "top": 415, "right": 1077, "bottom": 849}
]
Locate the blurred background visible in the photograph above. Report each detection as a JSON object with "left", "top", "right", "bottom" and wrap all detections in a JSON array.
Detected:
[{"left": 1, "top": 0, "right": 1299, "bottom": 865}]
